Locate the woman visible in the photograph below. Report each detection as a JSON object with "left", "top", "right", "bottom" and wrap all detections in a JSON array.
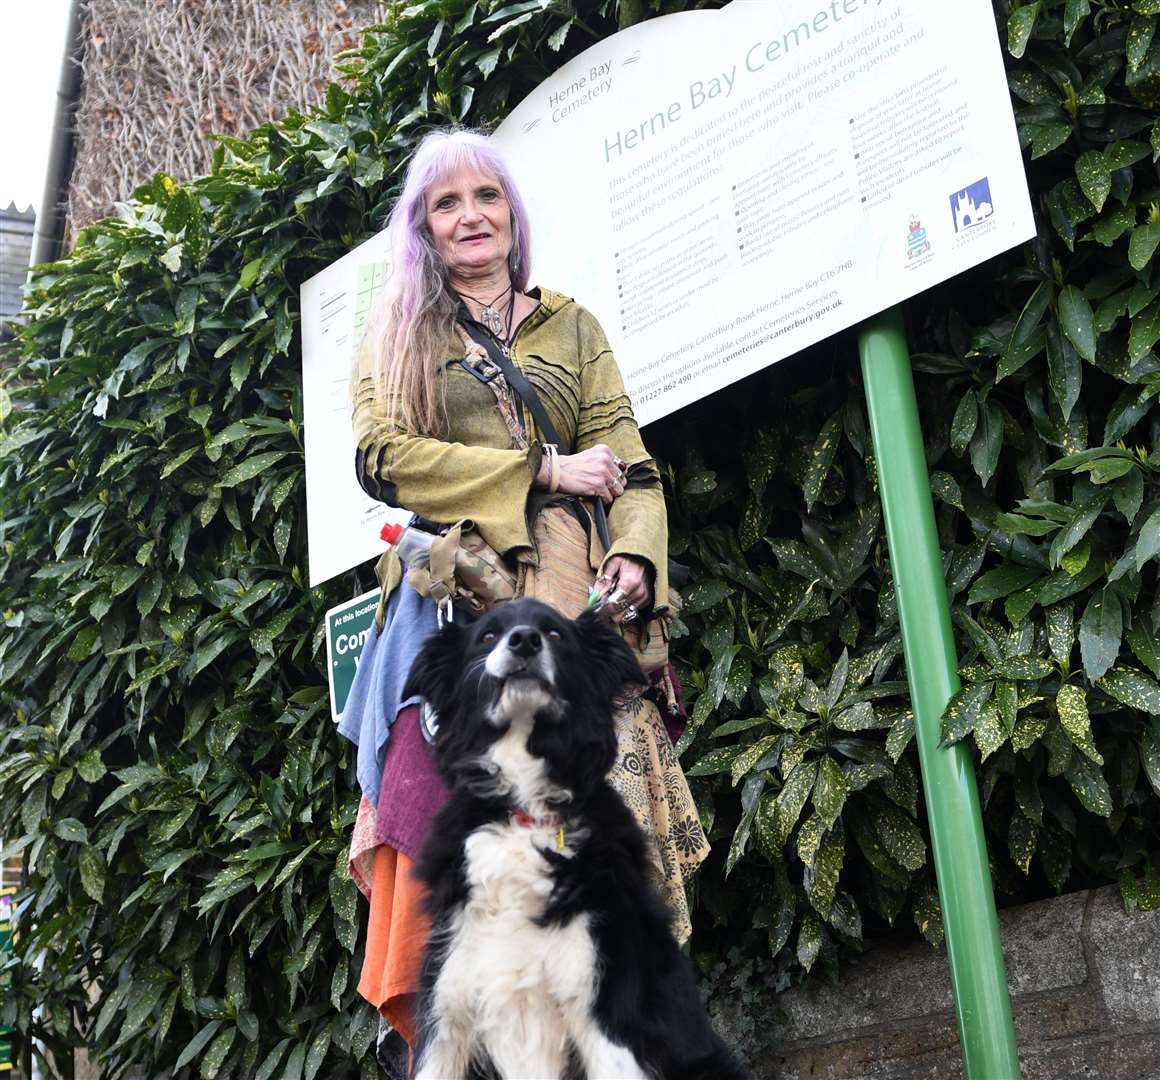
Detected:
[{"left": 341, "top": 128, "right": 709, "bottom": 1054}]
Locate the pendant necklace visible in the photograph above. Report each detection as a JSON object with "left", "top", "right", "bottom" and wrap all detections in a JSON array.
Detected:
[{"left": 459, "top": 282, "right": 514, "bottom": 341}]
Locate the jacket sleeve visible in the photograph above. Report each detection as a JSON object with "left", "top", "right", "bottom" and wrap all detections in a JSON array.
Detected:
[
  {"left": 351, "top": 357, "right": 542, "bottom": 558},
  {"left": 573, "top": 310, "right": 670, "bottom": 610}
]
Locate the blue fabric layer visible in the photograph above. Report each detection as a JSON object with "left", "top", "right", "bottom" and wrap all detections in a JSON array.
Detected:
[{"left": 336, "top": 581, "right": 439, "bottom": 806}]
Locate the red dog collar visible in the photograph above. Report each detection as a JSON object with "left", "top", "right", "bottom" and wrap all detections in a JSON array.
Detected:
[{"left": 511, "top": 809, "right": 567, "bottom": 851}]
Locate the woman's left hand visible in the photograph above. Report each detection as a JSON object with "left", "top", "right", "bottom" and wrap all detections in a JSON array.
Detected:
[{"left": 595, "top": 555, "right": 653, "bottom": 624}]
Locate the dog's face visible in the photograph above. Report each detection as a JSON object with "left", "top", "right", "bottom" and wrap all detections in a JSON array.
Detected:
[{"left": 404, "top": 599, "right": 646, "bottom": 799}]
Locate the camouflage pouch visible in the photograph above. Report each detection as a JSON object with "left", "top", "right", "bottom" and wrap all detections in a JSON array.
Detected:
[
  {"left": 446, "top": 520, "right": 518, "bottom": 615},
  {"left": 401, "top": 518, "right": 518, "bottom": 618}
]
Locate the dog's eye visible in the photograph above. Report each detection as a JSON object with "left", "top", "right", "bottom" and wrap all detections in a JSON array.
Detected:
[
  {"left": 546, "top": 628, "right": 562, "bottom": 641},
  {"left": 481, "top": 631, "right": 498, "bottom": 644}
]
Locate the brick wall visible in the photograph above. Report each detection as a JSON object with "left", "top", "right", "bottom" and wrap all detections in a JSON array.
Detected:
[
  {"left": 713, "top": 885, "right": 1160, "bottom": 1079},
  {"left": 1, "top": 869, "right": 1154, "bottom": 1075}
]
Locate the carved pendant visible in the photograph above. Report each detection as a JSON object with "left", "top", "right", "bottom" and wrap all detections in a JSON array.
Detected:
[{"left": 480, "top": 304, "right": 504, "bottom": 337}]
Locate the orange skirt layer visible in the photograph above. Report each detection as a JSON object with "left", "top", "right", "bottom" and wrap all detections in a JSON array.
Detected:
[{"left": 357, "top": 843, "right": 430, "bottom": 1047}]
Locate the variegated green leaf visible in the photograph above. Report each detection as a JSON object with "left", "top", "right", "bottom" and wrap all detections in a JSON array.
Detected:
[
  {"left": 874, "top": 803, "right": 926, "bottom": 871},
  {"left": 950, "top": 389, "right": 978, "bottom": 452},
  {"left": 1009, "top": 813, "right": 1038, "bottom": 874},
  {"left": 912, "top": 879, "right": 944, "bottom": 946},
  {"left": 79, "top": 844, "right": 106, "bottom": 903},
  {"left": 725, "top": 774, "right": 766, "bottom": 877},
  {"left": 813, "top": 756, "right": 850, "bottom": 829},
  {"left": 1063, "top": 0, "right": 1090, "bottom": 44},
  {"left": 1140, "top": 724, "right": 1160, "bottom": 797},
  {"left": 1128, "top": 221, "right": 1160, "bottom": 270},
  {"left": 753, "top": 791, "right": 781, "bottom": 856},
  {"left": 1056, "top": 683, "right": 1103, "bottom": 763},
  {"left": 796, "top": 911, "right": 823, "bottom": 972},
  {"left": 802, "top": 411, "right": 842, "bottom": 512},
  {"left": 886, "top": 709, "right": 914, "bottom": 761},
  {"left": 730, "top": 734, "right": 781, "bottom": 787},
  {"left": 805, "top": 825, "right": 844, "bottom": 917},
  {"left": 1058, "top": 284, "right": 1099, "bottom": 359},
  {"left": 974, "top": 702, "right": 1006, "bottom": 761},
  {"left": 219, "top": 451, "right": 289, "bottom": 488},
  {"left": 828, "top": 888, "right": 863, "bottom": 940},
  {"left": 1079, "top": 589, "right": 1122, "bottom": 681},
  {"left": 1064, "top": 754, "right": 1113, "bottom": 816},
  {"left": 1008, "top": 2, "right": 1041, "bottom": 58},
  {"left": 685, "top": 747, "right": 743, "bottom": 777},
  {"left": 1126, "top": 621, "right": 1160, "bottom": 678},
  {"left": 995, "top": 680, "right": 1019, "bottom": 734},
  {"left": 200, "top": 1025, "right": 238, "bottom": 1078},
  {"left": 1098, "top": 666, "right": 1160, "bottom": 714},
  {"left": 940, "top": 681, "right": 993, "bottom": 745},
  {"left": 1046, "top": 602, "right": 1075, "bottom": 666},
  {"left": 772, "top": 759, "right": 819, "bottom": 852},
  {"left": 796, "top": 811, "right": 827, "bottom": 865}
]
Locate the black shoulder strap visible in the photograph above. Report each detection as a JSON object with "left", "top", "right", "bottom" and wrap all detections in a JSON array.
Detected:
[
  {"left": 460, "top": 320, "right": 564, "bottom": 449},
  {"left": 459, "top": 319, "right": 613, "bottom": 550}
]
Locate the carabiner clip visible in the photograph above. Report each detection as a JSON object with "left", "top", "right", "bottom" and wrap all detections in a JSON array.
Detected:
[{"left": 437, "top": 595, "right": 454, "bottom": 629}]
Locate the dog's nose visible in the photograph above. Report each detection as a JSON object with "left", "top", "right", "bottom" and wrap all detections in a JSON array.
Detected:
[{"left": 506, "top": 626, "right": 542, "bottom": 658}]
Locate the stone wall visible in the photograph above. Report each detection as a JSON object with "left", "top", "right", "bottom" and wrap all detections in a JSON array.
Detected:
[{"left": 714, "top": 885, "right": 1160, "bottom": 1079}]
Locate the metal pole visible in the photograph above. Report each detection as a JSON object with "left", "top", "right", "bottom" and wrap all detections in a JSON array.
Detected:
[{"left": 858, "top": 307, "right": 1020, "bottom": 1079}]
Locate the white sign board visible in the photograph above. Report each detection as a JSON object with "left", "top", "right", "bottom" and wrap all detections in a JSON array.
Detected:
[
  {"left": 300, "top": 228, "right": 407, "bottom": 585},
  {"left": 491, "top": 0, "right": 1034, "bottom": 424},
  {"left": 300, "top": 0, "right": 1034, "bottom": 586}
]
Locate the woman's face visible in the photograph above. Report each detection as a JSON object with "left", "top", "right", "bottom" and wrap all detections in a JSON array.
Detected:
[{"left": 425, "top": 165, "right": 513, "bottom": 285}]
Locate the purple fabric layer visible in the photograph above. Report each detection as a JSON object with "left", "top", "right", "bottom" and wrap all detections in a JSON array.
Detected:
[{"left": 375, "top": 703, "right": 449, "bottom": 861}]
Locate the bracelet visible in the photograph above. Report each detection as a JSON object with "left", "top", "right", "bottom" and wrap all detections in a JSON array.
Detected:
[{"left": 546, "top": 444, "right": 560, "bottom": 494}]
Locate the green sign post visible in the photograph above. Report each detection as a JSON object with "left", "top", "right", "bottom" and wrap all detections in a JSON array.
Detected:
[
  {"left": 324, "top": 589, "right": 381, "bottom": 723},
  {"left": 859, "top": 309, "right": 1020, "bottom": 1078}
]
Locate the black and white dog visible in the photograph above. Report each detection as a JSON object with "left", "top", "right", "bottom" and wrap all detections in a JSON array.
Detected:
[{"left": 403, "top": 598, "right": 749, "bottom": 1080}]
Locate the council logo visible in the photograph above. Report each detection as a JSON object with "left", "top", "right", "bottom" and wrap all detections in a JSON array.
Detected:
[
  {"left": 906, "top": 214, "right": 932, "bottom": 260},
  {"left": 950, "top": 177, "right": 994, "bottom": 233}
]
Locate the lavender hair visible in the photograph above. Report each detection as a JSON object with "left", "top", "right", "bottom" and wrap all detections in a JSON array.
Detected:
[{"left": 367, "top": 129, "right": 533, "bottom": 436}]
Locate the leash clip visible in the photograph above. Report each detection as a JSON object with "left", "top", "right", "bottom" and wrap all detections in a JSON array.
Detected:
[{"left": 436, "top": 595, "right": 454, "bottom": 629}]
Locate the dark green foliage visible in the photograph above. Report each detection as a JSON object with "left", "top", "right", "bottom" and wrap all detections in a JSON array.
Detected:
[
  {"left": 1, "top": 0, "right": 1159, "bottom": 1075},
  {"left": 0, "top": 3, "right": 721, "bottom": 1076},
  {"left": 653, "top": 0, "right": 1160, "bottom": 987}
]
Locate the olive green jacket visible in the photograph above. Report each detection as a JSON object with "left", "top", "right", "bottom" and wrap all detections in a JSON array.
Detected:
[{"left": 351, "top": 287, "right": 669, "bottom": 607}]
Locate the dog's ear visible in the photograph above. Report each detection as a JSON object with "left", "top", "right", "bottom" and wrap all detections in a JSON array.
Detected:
[
  {"left": 574, "top": 608, "right": 648, "bottom": 704},
  {"left": 403, "top": 621, "right": 466, "bottom": 720}
]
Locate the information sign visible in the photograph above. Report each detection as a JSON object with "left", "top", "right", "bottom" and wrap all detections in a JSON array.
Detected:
[
  {"left": 324, "top": 589, "right": 381, "bottom": 723},
  {"left": 491, "top": 0, "right": 1034, "bottom": 424}
]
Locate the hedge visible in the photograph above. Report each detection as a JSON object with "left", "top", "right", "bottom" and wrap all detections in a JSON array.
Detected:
[{"left": 0, "top": 1, "right": 1158, "bottom": 1076}]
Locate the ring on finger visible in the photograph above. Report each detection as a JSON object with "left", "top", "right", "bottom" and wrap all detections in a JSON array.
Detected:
[
  {"left": 607, "top": 589, "right": 632, "bottom": 612},
  {"left": 621, "top": 604, "right": 639, "bottom": 623},
  {"left": 613, "top": 456, "right": 628, "bottom": 473}
]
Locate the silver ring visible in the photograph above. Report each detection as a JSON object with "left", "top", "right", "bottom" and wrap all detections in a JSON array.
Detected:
[
  {"left": 613, "top": 456, "right": 628, "bottom": 473},
  {"left": 621, "top": 605, "right": 639, "bottom": 623},
  {"left": 596, "top": 573, "right": 613, "bottom": 584},
  {"left": 607, "top": 589, "right": 631, "bottom": 612}
]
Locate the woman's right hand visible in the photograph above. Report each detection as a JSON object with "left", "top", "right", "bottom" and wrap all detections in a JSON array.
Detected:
[{"left": 554, "top": 444, "right": 625, "bottom": 504}]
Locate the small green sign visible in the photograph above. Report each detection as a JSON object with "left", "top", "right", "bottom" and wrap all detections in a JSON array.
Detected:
[
  {"left": 324, "top": 589, "right": 381, "bottom": 723},
  {"left": 1, "top": 886, "right": 13, "bottom": 1072}
]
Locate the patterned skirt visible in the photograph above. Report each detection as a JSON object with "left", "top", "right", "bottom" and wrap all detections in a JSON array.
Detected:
[{"left": 522, "top": 505, "right": 710, "bottom": 942}]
